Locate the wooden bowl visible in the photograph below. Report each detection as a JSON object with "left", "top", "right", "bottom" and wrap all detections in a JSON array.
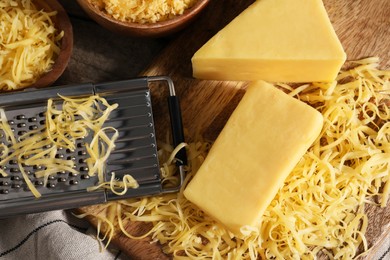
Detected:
[
  {"left": 76, "top": 0, "right": 210, "bottom": 38},
  {"left": 31, "top": 0, "right": 73, "bottom": 89}
]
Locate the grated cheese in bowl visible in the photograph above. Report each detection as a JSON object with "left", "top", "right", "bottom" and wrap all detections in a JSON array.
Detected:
[
  {"left": 90, "top": 0, "right": 198, "bottom": 24},
  {"left": 0, "top": 0, "right": 64, "bottom": 91}
]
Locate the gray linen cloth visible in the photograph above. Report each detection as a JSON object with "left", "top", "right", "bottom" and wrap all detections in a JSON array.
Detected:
[{"left": 0, "top": 210, "right": 129, "bottom": 260}]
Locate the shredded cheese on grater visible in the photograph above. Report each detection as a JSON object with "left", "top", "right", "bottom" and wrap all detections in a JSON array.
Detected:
[
  {"left": 0, "top": 95, "right": 138, "bottom": 198},
  {"left": 90, "top": 0, "right": 198, "bottom": 24},
  {"left": 0, "top": 0, "right": 63, "bottom": 91},
  {"left": 85, "top": 57, "right": 390, "bottom": 259}
]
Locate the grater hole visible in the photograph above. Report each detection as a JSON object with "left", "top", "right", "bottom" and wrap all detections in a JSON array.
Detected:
[
  {"left": 28, "top": 117, "right": 37, "bottom": 122},
  {"left": 8, "top": 120, "right": 15, "bottom": 125},
  {"left": 39, "top": 120, "right": 45, "bottom": 125},
  {"left": 10, "top": 168, "right": 19, "bottom": 173},
  {"left": 29, "top": 125, "right": 38, "bottom": 130},
  {"left": 81, "top": 174, "right": 90, "bottom": 179},
  {"left": 80, "top": 166, "right": 88, "bottom": 172},
  {"left": 18, "top": 131, "right": 27, "bottom": 136},
  {"left": 16, "top": 115, "right": 26, "bottom": 120},
  {"left": 33, "top": 165, "right": 43, "bottom": 170},
  {"left": 38, "top": 112, "right": 45, "bottom": 117},
  {"left": 47, "top": 183, "right": 56, "bottom": 188},
  {"left": 69, "top": 172, "right": 78, "bottom": 177},
  {"left": 55, "top": 154, "right": 64, "bottom": 159},
  {"left": 67, "top": 156, "right": 76, "bottom": 161},
  {"left": 0, "top": 181, "right": 9, "bottom": 186},
  {"left": 11, "top": 176, "right": 20, "bottom": 181},
  {"left": 35, "top": 180, "right": 43, "bottom": 186},
  {"left": 0, "top": 189, "right": 9, "bottom": 194},
  {"left": 58, "top": 177, "right": 67, "bottom": 182},
  {"left": 69, "top": 180, "right": 79, "bottom": 185},
  {"left": 79, "top": 159, "right": 85, "bottom": 164},
  {"left": 9, "top": 160, "right": 17, "bottom": 165},
  {"left": 78, "top": 151, "right": 87, "bottom": 156},
  {"left": 17, "top": 123, "right": 26, "bottom": 128},
  {"left": 12, "top": 184, "right": 21, "bottom": 189}
]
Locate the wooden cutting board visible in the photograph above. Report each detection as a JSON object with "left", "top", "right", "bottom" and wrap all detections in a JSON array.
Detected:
[{"left": 78, "top": 0, "right": 390, "bottom": 259}]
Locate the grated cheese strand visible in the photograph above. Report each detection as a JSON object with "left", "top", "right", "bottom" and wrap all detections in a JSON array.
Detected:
[{"left": 87, "top": 172, "right": 139, "bottom": 195}]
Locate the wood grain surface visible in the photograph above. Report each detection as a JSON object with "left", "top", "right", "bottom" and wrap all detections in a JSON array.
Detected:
[{"left": 77, "top": 0, "right": 390, "bottom": 259}]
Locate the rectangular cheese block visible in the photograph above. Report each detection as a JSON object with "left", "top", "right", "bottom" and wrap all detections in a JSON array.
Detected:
[
  {"left": 183, "top": 81, "right": 323, "bottom": 235},
  {"left": 192, "top": 0, "right": 346, "bottom": 83}
]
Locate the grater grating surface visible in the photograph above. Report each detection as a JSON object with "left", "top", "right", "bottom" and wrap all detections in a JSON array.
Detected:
[{"left": 0, "top": 76, "right": 186, "bottom": 217}]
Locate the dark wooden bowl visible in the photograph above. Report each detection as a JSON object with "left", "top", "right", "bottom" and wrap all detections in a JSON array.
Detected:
[
  {"left": 76, "top": 0, "right": 210, "bottom": 38},
  {"left": 31, "top": 0, "right": 73, "bottom": 89}
]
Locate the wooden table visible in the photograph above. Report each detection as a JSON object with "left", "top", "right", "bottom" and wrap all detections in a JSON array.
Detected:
[{"left": 58, "top": 0, "right": 389, "bottom": 259}]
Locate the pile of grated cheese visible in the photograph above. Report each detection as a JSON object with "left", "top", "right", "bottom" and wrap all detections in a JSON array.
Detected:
[
  {"left": 90, "top": 0, "right": 198, "bottom": 24},
  {"left": 0, "top": 0, "right": 63, "bottom": 91},
  {"left": 85, "top": 57, "right": 390, "bottom": 259}
]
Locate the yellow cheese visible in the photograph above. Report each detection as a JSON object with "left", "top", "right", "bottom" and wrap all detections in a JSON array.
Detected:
[
  {"left": 0, "top": 0, "right": 63, "bottom": 90},
  {"left": 183, "top": 80, "right": 324, "bottom": 235},
  {"left": 94, "top": 0, "right": 197, "bottom": 24},
  {"left": 191, "top": 0, "right": 346, "bottom": 83}
]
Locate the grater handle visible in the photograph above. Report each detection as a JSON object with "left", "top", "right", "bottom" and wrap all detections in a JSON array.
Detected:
[
  {"left": 168, "top": 96, "right": 187, "bottom": 166},
  {"left": 147, "top": 76, "right": 187, "bottom": 166},
  {"left": 161, "top": 94, "right": 186, "bottom": 194},
  {"left": 147, "top": 76, "right": 187, "bottom": 195}
]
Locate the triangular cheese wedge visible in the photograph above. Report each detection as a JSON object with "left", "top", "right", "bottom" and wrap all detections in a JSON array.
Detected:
[{"left": 192, "top": 0, "right": 346, "bottom": 83}]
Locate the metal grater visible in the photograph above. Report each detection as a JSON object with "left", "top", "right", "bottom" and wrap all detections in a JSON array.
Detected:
[{"left": 0, "top": 76, "right": 186, "bottom": 218}]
